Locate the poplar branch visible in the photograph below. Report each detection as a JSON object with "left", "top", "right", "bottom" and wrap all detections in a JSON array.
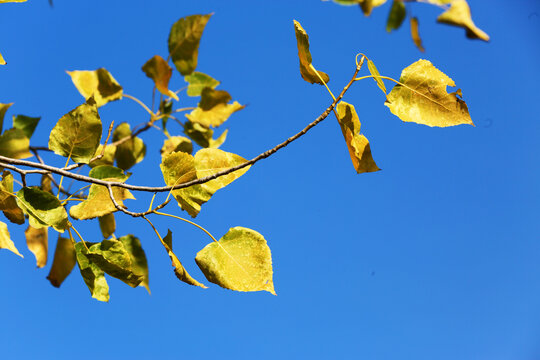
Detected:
[{"left": 0, "top": 61, "right": 363, "bottom": 200}]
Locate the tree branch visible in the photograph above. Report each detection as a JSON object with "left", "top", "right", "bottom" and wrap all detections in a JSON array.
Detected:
[{"left": 0, "top": 60, "right": 363, "bottom": 195}]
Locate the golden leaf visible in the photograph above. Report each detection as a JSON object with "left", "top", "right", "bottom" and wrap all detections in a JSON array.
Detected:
[
  {"left": 385, "top": 59, "right": 473, "bottom": 127},
  {"left": 293, "top": 20, "right": 330, "bottom": 85},
  {"left": 437, "top": 0, "right": 489, "bottom": 41},
  {"left": 25, "top": 226, "right": 48, "bottom": 268}
]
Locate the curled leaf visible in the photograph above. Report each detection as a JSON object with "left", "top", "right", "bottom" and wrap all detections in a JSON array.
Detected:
[
  {"left": 437, "top": 0, "right": 489, "bottom": 41},
  {"left": 84, "top": 240, "right": 144, "bottom": 288},
  {"left": 67, "top": 68, "right": 123, "bottom": 107},
  {"left": 118, "top": 235, "right": 150, "bottom": 292},
  {"left": 0, "top": 220, "right": 23, "bottom": 257},
  {"left": 16, "top": 187, "right": 69, "bottom": 232},
  {"left": 142, "top": 55, "right": 179, "bottom": 101},
  {"left": 293, "top": 20, "right": 330, "bottom": 85},
  {"left": 74, "top": 242, "right": 110, "bottom": 302},
  {"left": 385, "top": 59, "right": 473, "bottom": 127},
  {"left": 367, "top": 59, "right": 386, "bottom": 95},
  {"left": 336, "top": 102, "right": 380, "bottom": 173},
  {"left": 410, "top": 17, "right": 425, "bottom": 52},
  {"left": 48, "top": 98, "right": 102, "bottom": 164},
  {"left": 162, "top": 230, "right": 206, "bottom": 288},
  {"left": 25, "top": 225, "right": 48, "bottom": 268},
  {"left": 0, "top": 170, "right": 25, "bottom": 224},
  {"left": 47, "top": 236, "right": 76, "bottom": 287},
  {"left": 168, "top": 14, "right": 212, "bottom": 76},
  {"left": 195, "top": 227, "right": 275, "bottom": 294}
]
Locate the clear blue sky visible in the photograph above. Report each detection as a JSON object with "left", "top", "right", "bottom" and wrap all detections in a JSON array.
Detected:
[{"left": 1, "top": 1, "right": 539, "bottom": 359}]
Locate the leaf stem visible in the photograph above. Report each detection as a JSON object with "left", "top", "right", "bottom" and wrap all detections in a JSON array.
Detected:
[
  {"left": 154, "top": 211, "right": 218, "bottom": 243},
  {"left": 123, "top": 94, "right": 156, "bottom": 118}
]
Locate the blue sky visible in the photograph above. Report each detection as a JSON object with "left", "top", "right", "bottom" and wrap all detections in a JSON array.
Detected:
[{"left": 0, "top": 1, "right": 539, "bottom": 359}]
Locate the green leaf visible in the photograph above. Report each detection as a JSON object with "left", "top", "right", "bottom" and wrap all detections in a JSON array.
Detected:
[
  {"left": 293, "top": 20, "right": 330, "bottom": 85},
  {"left": 112, "top": 122, "right": 146, "bottom": 171},
  {"left": 195, "top": 227, "right": 275, "bottom": 294},
  {"left": 89, "top": 144, "right": 116, "bottom": 168},
  {"left": 386, "top": 0, "right": 406, "bottom": 32},
  {"left": 0, "top": 128, "right": 32, "bottom": 159},
  {"left": 367, "top": 59, "right": 386, "bottom": 95},
  {"left": 160, "top": 148, "right": 250, "bottom": 217},
  {"left": 336, "top": 102, "right": 380, "bottom": 173},
  {"left": 25, "top": 225, "right": 48, "bottom": 268},
  {"left": 161, "top": 136, "right": 193, "bottom": 157},
  {"left": 0, "top": 170, "right": 25, "bottom": 224},
  {"left": 69, "top": 165, "right": 135, "bottom": 220},
  {"left": 162, "top": 230, "right": 206, "bottom": 288},
  {"left": 85, "top": 239, "right": 144, "bottom": 288},
  {"left": 385, "top": 59, "right": 473, "bottom": 127},
  {"left": 118, "top": 235, "right": 150, "bottom": 292},
  {"left": 184, "top": 121, "right": 228, "bottom": 149},
  {"left": 67, "top": 68, "right": 123, "bottom": 107},
  {"left": 74, "top": 242, "right": 110, "bottom": 302},
  {"left": 48, "top": 98, "right": 102, "bottom": 163},
  {"left": 159, "top": 99, "right": 173, "bottom": 135},
  {"left": 168, "top": 14, "right": 212, "bottom": 76},
  {"left": 410, "top": 17, "right": 425, "bottom": 52},
  {"left": 98, "top": 213, "right": 115, "bottom": 239},
  {"left": 16, "top": 187, "right": 69, "bottom": 232},
  {"left": 184, "top": 72, "right": 220, "bottom": 97},
  {"left": 12, "top": 114, "right": 40, "bottom": 138},
  {"left": 47, "top": 236, "right": 76, "bottom": 287},
  {"left": 437, "top": 0, "right": 489, "bottom": 41},
  {"left": 0, "top": 102, "right": 13, "bottom": 133},
  {"left": 185, "top": 88, "right": 244, "bottom": 128},
  {"left": 0, "top": 220, "right": 23, "bottom": 257},
  {"left": 142, "top": 55, "right": 179, "bottom": 101}
]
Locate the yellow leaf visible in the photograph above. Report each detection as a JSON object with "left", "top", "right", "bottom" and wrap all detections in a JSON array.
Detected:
[
  {"left": 25, "top": 225, "right": 48, "bottom": 268},
  {"left": 195, "top": 227, "right": 275, "bottom": 294},
  {"left": 0, "top": 220, "right": 23, "bottom": 257},
  {"left": 142, "top": 55, "right": 179, "bottom": 101},
  {"left": 0, "top": 52, "right": 6, "bottom": 65},
  {"left": 293, "top": 20, "right": 330, "bottom": 85},
  {"left": 0, "top": 102, "right": 13, "bottom": 131},
  {"left": 48, "top": 99, "right": 102, "bottom": 163},
  {"left": 410, "top": 17, "right": 425, "bottom": 52},
  {"left": 0, "top": 170, "right": 25, "bottom": 225},
  {"left": 0, "top": 128, "right": 32, "bottom": 159},
  {"left": 385, "top": 59, "right": 473, "bottom": 127},
  {"left": 160, "top": 149, "right": 249, "bottom": 217},
  {"left": 162, "top": 230, "right": 206, "bottom": 288},
  {"left": 160, "top": 136, "right": 193, "bottom": 157},
  {"left": 98, "top": 213, "right": 115, "bottom": 239},
  {"left": 47, "top": 236, "right": 76, "bottom": 287},
  {"left": 67, "top": 68, "right": 123, "bottom": 107},
  {"left": 336, "top": 102, "right": 380, "bottom": 174},
  {"left": 89, "top": 144, "right": 116, "bottom": 168},
  {"left": 185, "top": 88, "right": 244, "bottom": 128},
  {"left": 437, "top": 0, "right": 489, "bottom": 41},
  {"left": 69, "top": 166, "right": 135, "bottom": 220},
  {"left": 168, "top": 14, "right": 212, "bottom": 76}
]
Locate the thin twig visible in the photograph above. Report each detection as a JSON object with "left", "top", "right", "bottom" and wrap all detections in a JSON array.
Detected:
[{"left": 0, "top": 63, "right": 363, "bottom": 195}]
